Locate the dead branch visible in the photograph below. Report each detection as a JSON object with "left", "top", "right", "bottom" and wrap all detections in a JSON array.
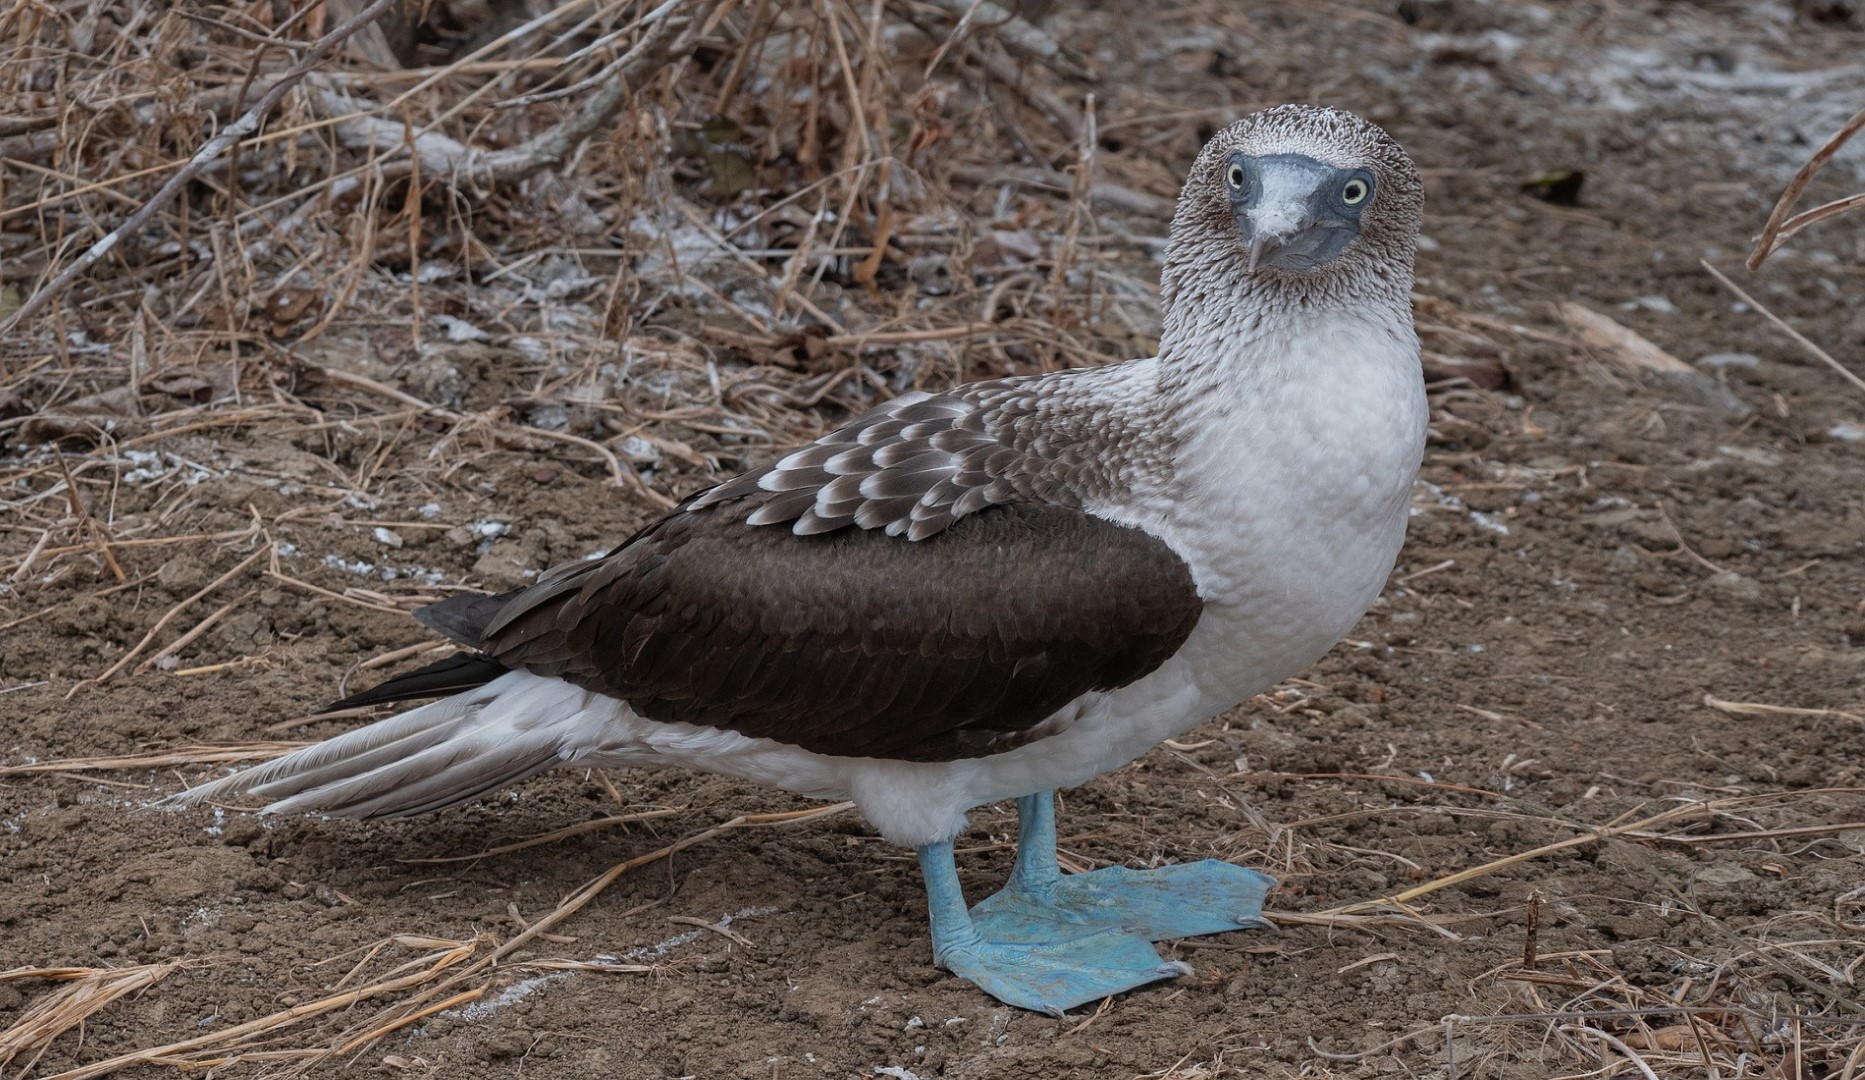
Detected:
[
  {"left": 308, "top": 0, "right": 721, "bottom": 192},
  {"left": 1748, "top": 104, "right": 1865, "bottom": 270}
]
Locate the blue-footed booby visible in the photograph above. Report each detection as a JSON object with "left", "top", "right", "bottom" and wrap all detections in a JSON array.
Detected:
[{"left": 173, "top": 104, "right": 1426, "bottom": 1015}]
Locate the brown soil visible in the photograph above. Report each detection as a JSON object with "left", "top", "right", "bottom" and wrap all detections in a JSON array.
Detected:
[{"left": 5, "top": 2, "right": 1865, "bottom": 1078}]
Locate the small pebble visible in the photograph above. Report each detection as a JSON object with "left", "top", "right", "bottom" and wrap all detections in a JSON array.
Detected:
[
  {"left": 1621, "top": 294, "right": 1676, "bottom": 314},
  {"left": 1702, "top": 571, "right": 1764, "bottom": 605},
  {"left": 1694, "top": 864, "right": 1755, "bottom": 886}
]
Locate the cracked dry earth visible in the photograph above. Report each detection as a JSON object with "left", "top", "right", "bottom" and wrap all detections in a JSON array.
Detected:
[{"left": 5, "top": 2, "right": 1865, "bottom": 1078}]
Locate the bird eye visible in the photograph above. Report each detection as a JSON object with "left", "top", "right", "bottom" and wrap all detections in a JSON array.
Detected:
[
  {"left": 1341, "top": 178, "right": 1370, "bottom": 205},
  {"left": 1226, "top": 162, "right": 1247, "bottom": 190}
]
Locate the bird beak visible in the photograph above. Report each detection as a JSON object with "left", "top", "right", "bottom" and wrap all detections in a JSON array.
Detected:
[
  {"left": 1243, "top": 209, "right": 1308, "bottom": 274},
  {"left": 1241, "top": 186, "right": 1316, "bottom": 274}
]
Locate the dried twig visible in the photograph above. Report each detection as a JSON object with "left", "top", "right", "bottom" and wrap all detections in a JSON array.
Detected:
[
  {"left": 0, "top": 963, "right": 188, "bottom": 1072},
  {"left": 1316, "top": 800, "right": 1713, "bottom": 917},
  {"left": 919, "top": 0, "right": 1090, "bottom": 80},
  {"left": 297, "top": 801, "right": 854, "bottom": 1069},
  {"left": 399, "top": 808, "right": 688, "bottom": 862},
  {"left": 1703, "top": 693, "right": 1864, "bottom": 725},
  {"left": 1559, "top": 1024, "right": 1666, "bottom": 1080},
  {"left": 319, "top": 0, "right": 722, "bottom": 191},
  {"left": 1557, "top": 301, "right": 1752, "bottom": 417},
  {"left": 0, "top": 744, "right": 306, "bottom": 779},
  {"left": 31, "top": 938, "right": 486, "bottom": 1080}
]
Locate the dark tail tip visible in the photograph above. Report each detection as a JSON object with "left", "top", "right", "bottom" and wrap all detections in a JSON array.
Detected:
[{"left": 324, "top": 652, "right": 510, "bottom": 712}]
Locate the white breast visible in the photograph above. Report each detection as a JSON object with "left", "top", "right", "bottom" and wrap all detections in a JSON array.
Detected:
[{"left": 1156, "top": 311, "right": 1426, "bottom": 700}]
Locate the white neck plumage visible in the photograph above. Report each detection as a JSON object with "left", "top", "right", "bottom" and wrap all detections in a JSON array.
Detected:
[{"left": 1151, "top": 256, "right": 1418, "bottom": 429}]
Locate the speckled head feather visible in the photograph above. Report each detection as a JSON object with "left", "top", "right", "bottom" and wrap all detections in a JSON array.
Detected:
[{"left": 1160, "top": 105, "right": 1423, "bottom": 319}]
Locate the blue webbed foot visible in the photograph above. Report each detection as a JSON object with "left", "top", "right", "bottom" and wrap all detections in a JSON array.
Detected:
[
  {"left": 935, "top": 922, "right": 1189, "bottom": 1017},
  {"left": 915, "top": 792, "right": 1275, "bottom": 1015}
]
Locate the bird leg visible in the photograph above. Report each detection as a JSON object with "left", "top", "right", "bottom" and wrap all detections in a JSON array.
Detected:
[
  {"left": 915, "top": 791, "right": 1275, "bottom": 1015},
  {"left": 1003, "top": 790, "right": 1063, "bottom": 894}
]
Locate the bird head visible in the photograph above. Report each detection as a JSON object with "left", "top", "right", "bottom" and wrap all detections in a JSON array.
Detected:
[{"left": 1163, "top": 106, "right": 1423, "bottom": 305}]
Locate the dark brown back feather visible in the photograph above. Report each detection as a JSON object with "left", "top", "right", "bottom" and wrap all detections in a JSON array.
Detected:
[{"left": 403, "top": 501, "right": 1201, "bottom": 763}]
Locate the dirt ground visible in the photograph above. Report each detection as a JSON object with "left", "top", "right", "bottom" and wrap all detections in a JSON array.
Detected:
[{"left": 5, "top": 1, "right": 1865, "bottom": 1077}]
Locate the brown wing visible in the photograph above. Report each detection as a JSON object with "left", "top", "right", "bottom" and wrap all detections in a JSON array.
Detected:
[{"left": 412, "top": 501, "right": 1202, "bottom": 763}]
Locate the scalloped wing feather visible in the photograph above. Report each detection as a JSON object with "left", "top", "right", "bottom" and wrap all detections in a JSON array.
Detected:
[{"left": 686, "top": 380, "right": 1104, "bottom": 541}]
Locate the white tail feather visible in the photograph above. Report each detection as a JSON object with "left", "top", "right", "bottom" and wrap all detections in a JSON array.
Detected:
[{"left": 168, "top": 672, "right": 589, "bottom": 818}]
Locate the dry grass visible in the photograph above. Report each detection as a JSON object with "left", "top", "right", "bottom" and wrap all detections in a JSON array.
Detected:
[
  {"left": 1449, "top": 939, "right": 1865, "bottom": 1080},
  {"left": 0, "top": 743, "right": 305, "bottom": 781},
  {"left": 13, "top": 776, "right": 1850, "bottom": 1078},
  {"left": 8, "top": 737, "right": 1861, "bottom": 1075},
  {"left": 0, "top": 962, "right": 188, "bottom": 1075},
  {"left": 0, "top": 0, "right": 1144, "bottom": 459},
  {"left": 1165, "top": 712, "right": 1865, "bottom": 1078},
  {"left": 0, "top": 1, "right": 1133, "bottom": 1070}
]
